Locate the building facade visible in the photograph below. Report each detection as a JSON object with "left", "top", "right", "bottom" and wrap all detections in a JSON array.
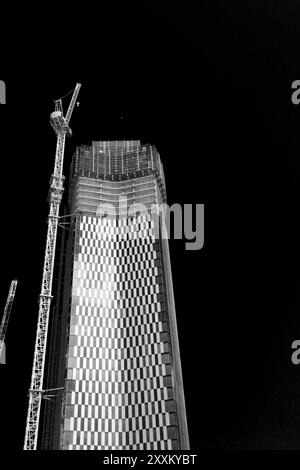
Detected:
[{"left": 41, "top": 141, "right": 189, "bottom": 450}]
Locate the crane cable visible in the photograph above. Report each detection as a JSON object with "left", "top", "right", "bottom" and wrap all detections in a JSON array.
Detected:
[{"left": 54, "top": 85, "right": 77, "bottom": 103}]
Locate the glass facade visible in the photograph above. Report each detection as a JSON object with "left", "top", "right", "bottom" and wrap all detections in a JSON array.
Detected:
[{"left": 41, "top": 141, "right": 189, "bottom": 450}]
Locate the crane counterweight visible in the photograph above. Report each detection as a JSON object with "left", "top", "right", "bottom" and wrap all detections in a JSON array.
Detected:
[{"left": 50, "top": 111, "right": 71, "bottom": 136}]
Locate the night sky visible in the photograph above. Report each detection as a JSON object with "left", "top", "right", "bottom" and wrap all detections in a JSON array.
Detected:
[{"left": 1, "top": 3, "right": 300, "bottom": 456}]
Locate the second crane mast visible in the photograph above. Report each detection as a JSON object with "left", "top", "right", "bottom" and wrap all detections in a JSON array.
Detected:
[
  {"left": 24, "top": 83, "right": 81, "bottom": 450},
  {"left": 0, "top": 279, "right": 18, "bottom": 361}
]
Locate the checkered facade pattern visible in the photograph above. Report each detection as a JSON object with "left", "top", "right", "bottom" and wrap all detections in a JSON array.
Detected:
[{"left": 60, "top": 213, "right": 180, "bottom": 449}]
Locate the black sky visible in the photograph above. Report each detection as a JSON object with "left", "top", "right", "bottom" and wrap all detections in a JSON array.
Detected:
[{"left": 1, "top": 2, "right": 300, "bottom": 455}]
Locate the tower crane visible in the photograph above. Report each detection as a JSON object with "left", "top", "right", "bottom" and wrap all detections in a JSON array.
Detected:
[
  {"left": 24, "top": 83, "right": 81, "bottom": 450},
  {"left": 0, "top": 279, "right": 18, "bottom": 362}
]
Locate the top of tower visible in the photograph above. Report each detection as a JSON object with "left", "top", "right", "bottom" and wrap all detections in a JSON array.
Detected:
[
  {"left": 69, "top": 140, "right": 166, "bottom": 195},
  {"left": 92, "top": 140, "right": 141, "bottom": 156}
]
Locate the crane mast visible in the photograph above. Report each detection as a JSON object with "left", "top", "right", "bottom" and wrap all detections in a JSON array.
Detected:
[
  {"left": 24, "top": 83, "right": 81, "bottom": 450},
  {"left": 0, "top": 279, "right": 18, "bottom": 361}
]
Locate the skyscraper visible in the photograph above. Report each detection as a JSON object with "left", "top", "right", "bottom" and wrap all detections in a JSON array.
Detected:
[{"left": 41, "top": 140, "right": 189, "bottom": 450}]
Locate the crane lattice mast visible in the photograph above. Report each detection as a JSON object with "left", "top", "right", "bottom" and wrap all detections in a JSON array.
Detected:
[
  {"left": 24, "top": 83, "right": 81, "bottom": 450},
  {"left": 0, "top": 279, "right": 18, "bottom": 360}
]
